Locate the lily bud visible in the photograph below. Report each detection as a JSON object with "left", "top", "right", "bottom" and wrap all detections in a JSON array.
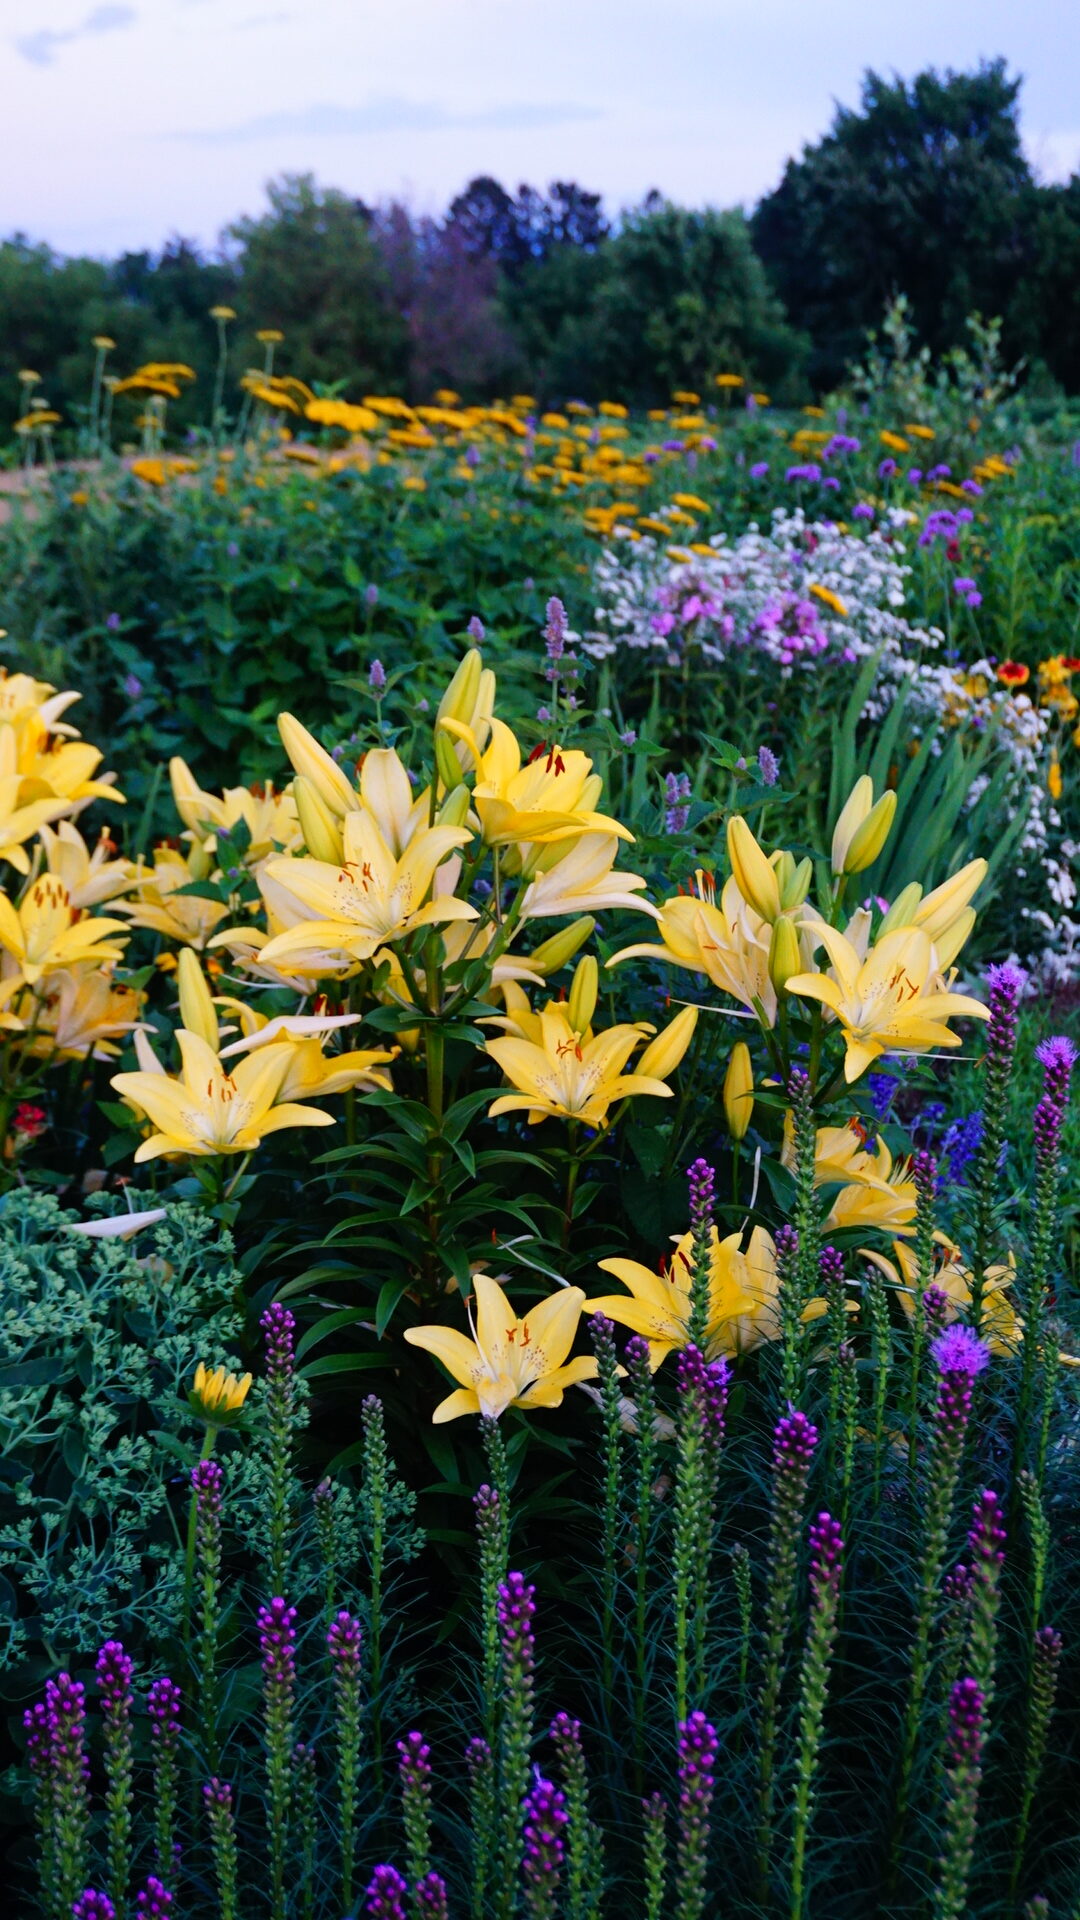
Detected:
[
  {"left": 437, "top": 647, "right": 482, "bottom": 726},
  {"left": 932, "top": 906, "right": 977, "bottom": 971},
  {"left": 567, "top": 955, "right": 599, "bottom": 1035},
  {"left": 723, "top": 1040, "right": 754, "bottom": 1140},
  {"left": 727, "top": 816, "right": 780, "bottom": 922},
  {"left": 830, "top": 774, "right": 873, "bottom": 875},
  {"left": 177, "top": 947, "right": 219, "bottom": 1050},
  {"left": 294, "top": 775, "right": 344, "bottom": 864},
  {"left": 773, "top": 850, "right": 796, "bottom": 896},
  {"left": 768, "top": 915, "right": 803, "bottom": 994},
  {"left": 912, "top": 858, "right": 988, "bottom": 943},
  {"left": 842, "top": 790, "right": 896, "bottom": 875},
  {"left": 636, "top": 1003, "right": 698, "bottom": 1080},
  {"left": 279, "top": 712, "right": 357, "bottom": 819},
  {"left": 527, "top": 917, "right": 596, "bottom": 975},
  {"left": 187, "top": 837, "right": 213, "bottom": 883},
  {"left": 780, "top": 855, "right": 813, "bottom": 911},
  {"left": 436, "top": 784, "right": 472, "bottom": 829},
  {"left": 169, "top": 756, "right": 213, "bottom": 835},
  {"left": 434, "top": 725, "right": 466, "bottom": 793},
  {"left": 878, "top": 881, "right": 924, "bottom": 936}
]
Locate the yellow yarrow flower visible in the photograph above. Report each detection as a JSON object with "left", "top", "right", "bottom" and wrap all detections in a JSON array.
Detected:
[{"left": 404, "top": 1272, "right": 597, "bottom": 1423}]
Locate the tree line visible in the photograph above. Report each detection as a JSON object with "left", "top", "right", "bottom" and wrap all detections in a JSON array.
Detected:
[{"left": 4, "top": 59, "right": 1079, "bottom": 430}]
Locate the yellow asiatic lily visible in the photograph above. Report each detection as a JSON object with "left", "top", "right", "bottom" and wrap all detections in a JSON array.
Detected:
[
  {"left": 0, "top": 702, "right": 123, "bottom": 813},
  {"left": 518, "top": 833, "right": 656, "bottom": 922},
  {"left": 111, "top": 1029, "right": 336, "bottom": 1162},
  {"left": 786, "top": 924, "right": 988, "bottom": 1082},
  {"left": 39, "top": 821, "right": 137, "bottom": 907},
  {"left": 404, "top": 1271, "right": 597, "bottom": 1422},
  {"left": 169, "top": 758, "right": 300, "bottom": 867},
  {"left": 0, "top": 778, "right": 71, "bottom": 875},
  {"left": 465, "top": 718, "right": 632, "bottom": 847},
  {"left": 586, "top": 1222, "right": 828, "bottom": 1370},
  {"left": 485, "top": 1000, "right": 682, "bottom": 1128},
  {"left": 119, "top": 845, "right": 232, "bottom": 949},
  {"left": 259, "top": 811, "right": 476, "bottom": 976},
  {"left": 0, "top": 876, "right": 128, "bottom": 986},
  {"left": 609, "top": 870, "right": 781, "bottom": 1023},
  {"left": 863, "top": 1237, "right": 1021, "bottom": 1356},
  {"left": 216, "top": 1005, "right": 397, "bottom": 1100},
  {"left": 781, "top": 1119, "right": 917, "bottom": 1237},
  {"left": 24, "top": 965, "right": 143, "bottom": 1060}
]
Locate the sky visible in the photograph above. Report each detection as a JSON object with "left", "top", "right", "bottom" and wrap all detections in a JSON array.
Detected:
[{"left": 3, "top": 0, "right": 1079, "bottom": 258}]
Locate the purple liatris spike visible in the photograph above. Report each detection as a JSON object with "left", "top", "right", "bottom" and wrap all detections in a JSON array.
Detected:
[
  {"left": 808, "top": 1512, "right": 844, "bottom": 1594},
  {"left": 259, "top": 1597, "right": 297, "bottom": 1689},
  {"left": 968, "top": 1490, "right": 1005, "bottom": 1572},
  {"left": 327, "top": 1608, "right": 362, "bottom": 1674},
  {"left": 773, "top": 1406, "right": 819, "bottom": 1481},
  {"left": 946, "top": 1678, "right": 985, "bottom": 1767},
  {"left": 687, "top": 1157, "right": 715, "bottom": 1230},
  {"left": 944, "top": 1564, "right": 975, "bottom": 1604},
  {"left": 676, "top": 1713, "right": 718, "bottom": 1920},
  {"left": 95, "top": 1640, "right": 133, "bottom": 1708},
  {"left": 398, "top": 1731, "right": 433, "bottom": 1884},
  {"left": 923, "top": 1285, "right": 950, "bottom": 1331},
  {"left": 147, "top": 1676, "right": 181, "bottom": 1740},
  {"left": 72, "top": 1896, "right": 117, "bottom": 1920},
  {"left": 23, "top": 1698, "right": 52, "bottom": 1776},
  {"left": 931, "top": 1325, "right": 991, "bottom": 1437},
  {"left": 364, "top": 1864, "right": 409, "bottom": 1918},
  {"left": 415, "top": 1872, "right": 450, "bottom": 1919},
  {"left": 260, "top": 1301, "right": 296, "bottom": 1375},
  {"left": 134, "top": 1877, "right": 173, "bottom": 1917},
  {"left": 498, "top": 1571, "right": 536, "bottom": 1670},
  {"left": 191, "top": 1455, "right": 224, "bottom": 1511},
  {"left": 664, "top": 770, "right": 692, "bottom": 833},
  {"left": 522, "top": 1773, "right": 568, "bottom": 1917},
  {"left": 819, "top": 1245, "right": 845, "bottom": 1291}
]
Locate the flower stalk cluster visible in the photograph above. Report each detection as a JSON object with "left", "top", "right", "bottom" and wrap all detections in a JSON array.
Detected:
[
  {"left": 675, "top": 1712, "right": 718, "bottom": 1920},
  {"left": 146, "top": 1678, "right": 181, "bottom": 1890},
  {"left": 673, "top": 1344, "right": 729, "bottom": 1721},
  {"left": 933, "top": 1678, "right": 986, "bottom": 1920},
  {"left": 328, "top": 1609, "right": 363, "bottom": 1909},
  {"left": 790, "top": 1514, "right": 844, "bottom": 1920},
  {"left": 260, "top": 1302, "right": 297, "bottom": 1595},
  {"left": 757, "top": 1407, "right": 819, "bottom": 1889},
  {"left": 496, "top": 1572, "right": 537, "bottom": 1919},
  {"left": 258, "top": 1596, "right": 298, "bottom": 1920},
  {"left": 96, "top": 1640, "right": 135, "bottom": 1918}
]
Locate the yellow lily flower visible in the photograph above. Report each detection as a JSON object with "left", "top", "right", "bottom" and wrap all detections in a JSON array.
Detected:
[
  {"left": 259, "top": 811, "right": 476, "bottom": 977},
  {"left": 0, "top": 779, "right": 72, "bottom": 875},
  {"left": 0, "top": 876, "right": 128, "bottom": 986},
  {"left": 786, "top": 924, "right": 988, "bottom": 1082},
  {"left": 878, "top": 858, "right": 987, "bottom": 970},
  {"left": 24, "top": 965, "right": 143, "bottom": 1061},
  {"left": 169, "top": 757, "right": 300, "bottom": 867},
  {"left": 518, "top": 833, "right": 656, "bottom": 922},
  {"left": 609, "top": 870, "right": 779, "bottom": 1022},
  {"left": 466, "top": 719, "right": 632, "bottom": 848},
  {"left": 39, "top": 821, "right": 137, "bottom": 908},
  {"left": 781, "top": 1119, "right": 917, "bottom": 1237},
  {"left": 485, "top": 1000, "right": 680, "bottom": 1128},
  {"left": 119, "top": 845, "right": 232, "bottom": 949},
  {"left": 830, "top": 775, "right": 896, "bottom": 876},
  {"left": 863, "top": 1238, "right": 1021, "bottom": 1356},
  {"left": 586, "top": 1222, "right": 825, "bottom": 1370},
  {"left": 0, "top": 700, "right": 123, "bottom": 813},
  {"left": 111, "top": 1030, "right": 335, "bottom": 1162},
  {"left": 435, "top": 647, "right": 497, "bottom": 774},
  {"left": 404, "top": 1271, "right": 597, "bottom": 1422},
  {"left": 278, "top": 712, "right": 359, "bottom": 820},
  {"left": 216, "top": 1003, "right": 397, "bottom": 1099}
]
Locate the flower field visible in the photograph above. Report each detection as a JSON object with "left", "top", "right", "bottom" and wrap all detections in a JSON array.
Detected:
[{"left": 0, "top": 310, "right": 1079, "bottom": 1920}]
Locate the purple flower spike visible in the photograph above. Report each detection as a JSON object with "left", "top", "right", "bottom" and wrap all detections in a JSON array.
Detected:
[
  {"left": 147, "top": 1677, "right": 181, "bottom": 1737},
  {"left": 497, "top": 1571, "right": 536, "bottom": 1668},
  {"left": 327, "top": 1608, "right": 363, "bottom": 1674},
  {"left": 369, "top": 658, "right": 387, "bottom": 693},
  {"left": 95, "top": 1640, "right": 134, "bottom": 1706},
  {"left": 808, "top": 1512, "right": 844, "bottom": 1593},
  {"left": 543, "top": 597, "right": 567, "bottom": 662},
  {"left": 73, "top": 1897, "right": 117, "bottom": 1920},
  {"left": 773, "top": 1406, "right": 820, "bottom": 1477},
  {"left": 415, "top": 1871, "right": 450, "bottom": 1919},
  {"left": 134, "top": 1877, "right": 173, "bottom": 1918},
  {"left": 523, "top": 1773, "right": 568, "bottom": 1911},
  {"left": 468, "top": 614, "right": 485, "bottom": 643},
  {"left": 258, "top": 1597, "right": 298, "bottom": 1686},
  {"left": 190, "top": 1457, "right": 224, "bottom": 1509},
  {"left": 260, "top": 1301, "right": 296, "bottom": 1374},
  {"left": 364, "top": 1863, "right": 409, "bottom": 1918},
  {"left": 967, "top": 1490, "right": 1006, "bottom": 1572},
  {"left": 946, "top": 1677, "right": 985, "bottom": 1767},
  {"left": 923, "top": 1285, "right": 950, "bottom": 1331},
  {"left": 931, "top": 1326, "right": 991, "bottom": 1379}
]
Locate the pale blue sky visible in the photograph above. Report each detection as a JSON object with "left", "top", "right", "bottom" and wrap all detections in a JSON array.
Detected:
[{"left": 3, "top": 0, "right": 1078, "bottom": 256}]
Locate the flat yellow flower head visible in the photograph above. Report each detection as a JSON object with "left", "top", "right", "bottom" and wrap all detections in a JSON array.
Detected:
[{"left": 190, "top": 1361, "right": 252, "bottom": 1426}]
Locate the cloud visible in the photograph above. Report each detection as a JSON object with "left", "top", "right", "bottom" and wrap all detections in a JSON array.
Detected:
[
  {"left": 234, "top": 10, "right": 291, "bottom": 26},
  {"left": 171, "top": 96, "right": 602, "bottom": 144},
  {"left": 16, "top": 3, "right": 136, "bottom": 66}
]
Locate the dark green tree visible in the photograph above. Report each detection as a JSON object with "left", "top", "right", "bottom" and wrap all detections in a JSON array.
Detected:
[{"left": 751, "top": 61, "right": 1037, "bottom": 387}]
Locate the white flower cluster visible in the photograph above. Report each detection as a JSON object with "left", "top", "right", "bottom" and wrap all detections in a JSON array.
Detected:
[{"left": 586, "top": 506, "right": 942, "bottom": 673}]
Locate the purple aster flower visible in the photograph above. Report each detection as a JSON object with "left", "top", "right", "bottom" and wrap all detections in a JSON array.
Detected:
[
  {"left": 907, "top": 468, "right": 923, "bottom": 484},
  {"left": 953, "top": 577, "right": 977, "bottom": 595},
  {"left": 619, "top": 728, "right": 637, "bottom": 747}
]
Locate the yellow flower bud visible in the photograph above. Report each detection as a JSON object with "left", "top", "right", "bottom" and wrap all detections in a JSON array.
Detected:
[
  {"left": 933, "top": 906, "right": 977, "bottom": 971},
  {"left": 779, "top": 855, "right": 813, "bottom": 911},
  {"left": 434, "top": 726, "right": 465, "bottom": 793},
  {"left": 912, "top": 858, "right": 987, "bottom": 943},
  {"left": 187, "top": 837, "right": 214, "bottom": 883},
  {"left": 635, "top": 1003, "right": 699, "bottom": 1080},
  {"left": 527, "top": 917, "right": 597, "bottom": 975},
  {"left": 842, "top": 790, "right": 896, "bottom": 874},
  {"left": 723, "top": 1040, "right": 754, "bottom": 1140},
  {"left": 878, "top": 881, "right": 924, "bottom": 936},
  {"left": 768, "top": 915, "right": 802, "bottom": 994},
  {"left": 437, "top": 648, "right": 483, "bottom": 726},
  {"left": 436, "top": 784, "right": 472, "bottom": 829},
  {"left": 830, "top": 774, "right": 873, "bottom": 875},
  {"left": 177, "top": 948, "right": 219, "bottom": 1051},
  {"left": 189, "top": 1361, "right": 252, "bottom": 1428},
  {"left": 294, "top": 775, "right": 344, "bottom": 863},
  {"left": 278, "top": 712, "right": 357, "bottom": 819},
  {"left": 727, "top": 816, "right": 780, "bottom": 922},
  {"left": 567, "top": 955, "right": 599, "bottom": 1035}
]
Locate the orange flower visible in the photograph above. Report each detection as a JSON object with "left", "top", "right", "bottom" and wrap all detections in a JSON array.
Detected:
[{"left": 996, "top": 662, "right": 1030, "bottom": 687}]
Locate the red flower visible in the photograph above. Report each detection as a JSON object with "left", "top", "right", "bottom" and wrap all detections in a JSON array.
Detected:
[{"left": 996, "top": 661, "right": 1030, "bottom": 687}]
